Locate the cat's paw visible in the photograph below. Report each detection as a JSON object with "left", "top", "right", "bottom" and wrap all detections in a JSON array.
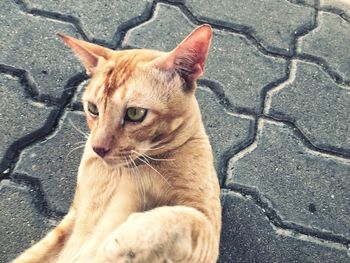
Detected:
[{"left": 99, "top": 211, "right": 190, "bottom": 263}]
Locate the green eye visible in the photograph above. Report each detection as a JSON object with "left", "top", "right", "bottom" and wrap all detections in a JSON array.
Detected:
[
  {"left": 125, "top": 107, "right": 147, "bottom": 122},
  {"left": 87, "top": 102, "right": 99, "bottom": 117}
]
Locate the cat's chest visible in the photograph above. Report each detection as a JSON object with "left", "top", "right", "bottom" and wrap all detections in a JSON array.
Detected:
[
  {"left": 58, "top": 169, "right": 140, "bottom": 262},
  {"left": 76, "top": 170, "right": 139, "bottom": 235}
]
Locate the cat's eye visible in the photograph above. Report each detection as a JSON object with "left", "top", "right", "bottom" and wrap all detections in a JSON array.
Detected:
[
  {"left": 125, "top": 107, "right": 147, "bottom": 122},
  {"left": 87, "top": 102, "right": 99, "bottom": 117}
]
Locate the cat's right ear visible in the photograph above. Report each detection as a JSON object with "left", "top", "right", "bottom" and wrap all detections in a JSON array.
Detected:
[
  {"left": 57, "top": 34, "right": 113, "bottom": 76},
  {"left": 152, "top": 25, "right": 212, "bottom": 91}
]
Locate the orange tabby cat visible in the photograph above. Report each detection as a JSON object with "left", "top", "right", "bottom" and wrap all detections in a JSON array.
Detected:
[{"left": 12, "top": 25, "right": 221, "bottom": 263}]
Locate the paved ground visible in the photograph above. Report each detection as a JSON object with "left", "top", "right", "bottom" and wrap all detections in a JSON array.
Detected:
[{"left": 0, "top": 0, "right": 349, "bottom": 262}]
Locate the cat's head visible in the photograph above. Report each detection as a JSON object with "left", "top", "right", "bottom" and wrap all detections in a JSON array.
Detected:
[{"left": 59, "top": 25, "right": 212, "bottom": 167}]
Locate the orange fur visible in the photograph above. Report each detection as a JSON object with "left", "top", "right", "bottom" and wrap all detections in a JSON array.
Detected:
[{"left": 12, "top": 25, "right": 221, "bottom": 263}]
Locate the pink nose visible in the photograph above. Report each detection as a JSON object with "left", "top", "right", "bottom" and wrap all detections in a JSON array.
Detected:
[{"left": 93, "top": 147, "right": 110, "bottom": 158}]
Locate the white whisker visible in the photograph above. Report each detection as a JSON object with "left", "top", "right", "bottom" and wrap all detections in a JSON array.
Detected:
[
  {"left": 128, "top": 156, "right": 146, "bottom": 211},
  {"left": 131, "top": 150, "right": 174, "bottom": 162},
  {"left": 72, "top": 141, "right": 86, "bottom": 146},
  {"left": 68, "top": 118, "right": 89, "bottom": 139},
  {"left": 135, "top": 156, "right": 171, "bottom": 187},
  {"left": 138, "top": 144, "right": 166, "bottom": 151},
  {"left": 66, "top": 144, "right": 85, "bottom": 160}
]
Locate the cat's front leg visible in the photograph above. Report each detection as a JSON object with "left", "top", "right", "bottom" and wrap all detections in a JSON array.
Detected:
[{"left": 97, "top": 206, "right": 219, "bottom": 263}]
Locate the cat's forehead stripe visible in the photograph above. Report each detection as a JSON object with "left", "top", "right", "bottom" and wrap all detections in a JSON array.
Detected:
[{"left": 103, "top": 55, "right": 138, "bottom": 97}]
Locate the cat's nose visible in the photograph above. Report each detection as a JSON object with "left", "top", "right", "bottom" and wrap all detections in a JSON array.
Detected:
[{"left": 92, "top": 146, "right": 110, "bottom": 158}]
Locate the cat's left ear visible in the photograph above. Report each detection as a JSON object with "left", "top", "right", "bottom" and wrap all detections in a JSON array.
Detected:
[
  {"left": 57, "top": 34, "right": 113, "bottom": 76},
  {"left": 153, "top": 24, "right": 212, "bottom": 90}
]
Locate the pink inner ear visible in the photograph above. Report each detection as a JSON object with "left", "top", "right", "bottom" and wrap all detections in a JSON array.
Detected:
[{"left": 154, "top": 25, "right": 212, "bottom": 85}]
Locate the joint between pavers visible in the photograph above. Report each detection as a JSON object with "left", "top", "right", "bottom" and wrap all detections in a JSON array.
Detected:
[
  {"left": 199, "top": 72, "right": 350, "bottom": 160},
  {"left": 319, "top": 6, "right": 350, "bottom": 24},
  {"left": 295, "top": 53, "right": 350, "bottom": 87},
  {"left": 293, "top": 6, "right": 350, "bottom": 86},
  {"left": 285, "top": 0, "right": 316, "bottom": 8},
  {"left": 197, "top": 79, "right": 256, "bottom": 117},
  {"left": 222, "top": 185, "right": 350, "bottom": 247},
  {"left": 15, "top": 0, "right": 156, "bottom": 50},
  {"left": 262, "top": 116, "right": 350, "bottom": 159},
  {"left": 219, "top": 119, "right": 257, "bottom": 187},
  {"left": 0, "top": 107, "right": 61, "bottom": 176},
  {"left": 258, "top": 60, "right": 292, "bottom": 116},
  {"left": 109, "top": 1, "right": 156, "bottom": 49},
  {"left": 291, "top": 2, "right": 319, "bottom": 56},
  {"left": 153, "top": 0, "right": 292, "bottom": 59},
  {"left": 0, "top": 64, "right": 39, "bottom": 102},
  {"left": 0, "top": 72, "right": 87, "bottom": 177},
  {"left": 14, "top": 0, "right": 89, "bottom": 41},
  {"left": 172, "top": 0, "right": 316, "bottom": 58},
  {"left": 10, "top": 173, "right": 66, "bottom": 220}
]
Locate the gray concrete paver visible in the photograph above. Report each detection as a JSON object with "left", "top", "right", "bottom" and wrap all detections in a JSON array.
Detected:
[
  {"left": 196, "top": 86, "right": 255, "bottom": 183},
  {"left": 0, "top": 180, "right": 51, "bottom": 263},
  {"left": 0, "top": 0, "right": 82, "bottom": 100},
  {"left": 27, "top": 0, "right": 152, "bottom": 42},
  {"left": 321, "top": 0, "right": 350, "bottom": 17},
  {"left": 13, "top": 111, "right": 88, "bottom": 214},
  {"left": 299, "top": 11, "right": 350, "bottom": 80},
  {"left": 219, "top": 191, "right": 350, "bottom": 263},
  {"left": 226, "top": 119, "right": 350, "bottom": 239},
  {"left": 265, "top": 60, "right": 350, "bottom": 153},
  {"left": 185, "top": 0, "right": 315, "bottom": 53},
  {"left": 0, "top": 74, "right": 54, "bottom": 174}
]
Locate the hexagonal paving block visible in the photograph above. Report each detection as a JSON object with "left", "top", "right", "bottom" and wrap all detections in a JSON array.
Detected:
[
  {"left": 265, "top": 60, "right": 350, "bottom": 154},
  {"left": 0, "top": 74, "right": 54, "bottom": 174},
  {"left": 219, "top": 191, "right": 350, "bottom": 263},
  {"left": 226, "top": 119, "right": 350, "bottom": 239},
  {"left": 0, "top": 180, "right": 51, "bottom": 263},
  {"left": 27, "top": 0, "right": 152, "bottom": 42},
  {"left": 321, "top": 0, "right": 350, "bottom": 17},
  {"left": 185, "top": 0, "right": 315, "bottom": 54},
  {"left": 298, "top": 12, "right": 350, "bottom": 80},
  {"left": 123, "top": 3, "right": 287, "bottom": 113},
  {"left": 196, "top": 86, "right": 255, "bottom": 183},
  {"left": 14, "top": 111, "right": 88, "bottom": 214},
  {"left": 0, "top": 0, "right": 83, "bottom": 100}
]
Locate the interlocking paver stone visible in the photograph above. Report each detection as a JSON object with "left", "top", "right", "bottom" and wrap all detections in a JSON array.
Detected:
[
  {"left": 185, "top": 0, "right": 315, "bottom": 53},
  {"left": 14, "top": 111, "right": 88, "bottom": 214},
  {"left": 27, "top": 0, "right": 152, "bottom": 42},
  {"left": 0, "top": 74, "right": 54, "bottom": 174},
  {"left": 123, "top": 3, "right": 287, "bottom": 113},
  {"left": 265, "top": 60, "right": 350, "bottom": 153},
  {"left": 226, "top": 119, "right": 350, "bottom": 238},
  {"left": 321, "top": 0, "right": 350, "bottom": 17},
  {"left": 196, "top": 86, "right": 254, "bottom": 182},
  {"left": 0, "top": 180, "right": 51, "bottom": 263},
  {"left": 219, "top": 191, "right": 350, "bottom": 263},
  {"left": 0, "top": 0, "right": 82, "bottom": 100},
  {"left": 299, "top": 11, "right": 350, "bottom": 80}
]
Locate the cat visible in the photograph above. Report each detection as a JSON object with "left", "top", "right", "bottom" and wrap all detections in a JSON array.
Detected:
[{"left": 12, "top": 24, "right": 221, "bottom": 263}]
